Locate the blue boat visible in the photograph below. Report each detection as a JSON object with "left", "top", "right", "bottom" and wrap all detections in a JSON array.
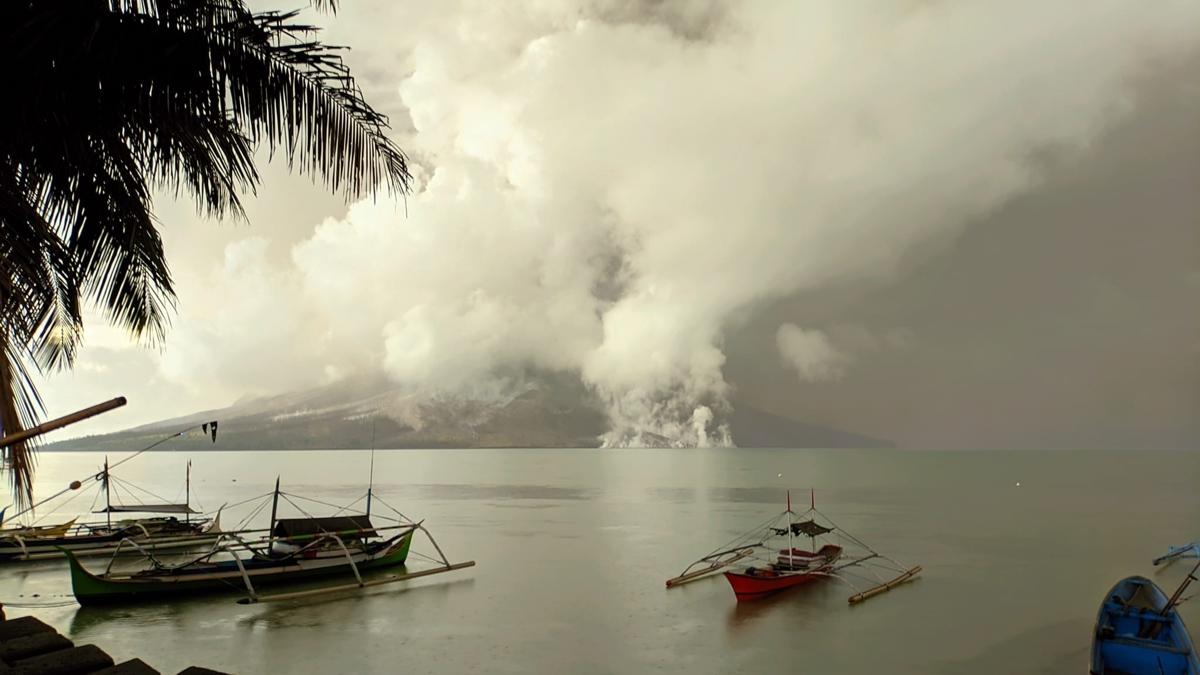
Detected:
[{"left": 1091, "top": 566, "right": 1199, "bottom": 675}]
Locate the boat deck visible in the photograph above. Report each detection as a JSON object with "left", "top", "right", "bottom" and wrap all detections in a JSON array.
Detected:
[{"left": 1094, "top": 577, "right": 1198, "bottom": 675}]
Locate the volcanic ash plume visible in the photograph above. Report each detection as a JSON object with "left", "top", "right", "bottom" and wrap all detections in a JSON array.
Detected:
[{"left": 160, "top": 0, "right": 1200, "bottom": 447}]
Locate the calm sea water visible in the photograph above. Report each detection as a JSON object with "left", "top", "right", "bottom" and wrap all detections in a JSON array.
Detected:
[{"left": 2, "top": 449, "right": 1197, "bottom": 674}]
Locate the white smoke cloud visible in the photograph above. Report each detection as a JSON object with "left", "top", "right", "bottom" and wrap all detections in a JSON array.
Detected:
[
  {"left": 776, "top": 325, "right": 849, "bottom": 383},
  {"left": 124, "top": 1, "right": 1200, "bottom": 444}
]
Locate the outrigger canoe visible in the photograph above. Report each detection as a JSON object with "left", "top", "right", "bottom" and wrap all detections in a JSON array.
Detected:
[
  {"left": 2, "top": 424, "right": 224, "bottom": 562},
  {"left": 1091, "top": 565, "right": 1199, "bottom": 675},
  {"left": 667, "top": 490, "right": 921, "bottom": 605},
  {"left": 724, "top": 543, "right": 844, "bottom": 601},
  {"left": 65, "top": 476, "right": 475, "bottom": 606},
  {"left": 1, "top": 461, "right": 220, "bottom": 563},
  {"left": 65, "top": 520, "right": 414, "bottom": 605},
  {"left": 2, "top": 516, "right": 219, "bottom": 562}
]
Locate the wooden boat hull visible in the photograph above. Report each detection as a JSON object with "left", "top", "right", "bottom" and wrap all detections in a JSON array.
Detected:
[
  {"left": 0, "top": 519, "right": 77, "bottom": 540},
  {"left": 66, "top": 531, "right": 413, "bottom": 605},
  {"left": 724, "top": 544, "right": 841, "bottom": 601},
  {"left": 1091, "top": 576, "right": 1199, "bottom": 675},
  {"left": 724, "top": 568, "right": 828, "bottom": 601}
]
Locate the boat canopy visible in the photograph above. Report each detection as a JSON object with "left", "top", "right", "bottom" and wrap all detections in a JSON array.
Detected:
[
  {"left": 93, "top": 504, "right": 199, "bottom": 514},
  {"left": 793, "top": 521, "right": 833, "bottom": 536},
  {"left": 272, "top": 516, "right": 376, "bottom": 541}
]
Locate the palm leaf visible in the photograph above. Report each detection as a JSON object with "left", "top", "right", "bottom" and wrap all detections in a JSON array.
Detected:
[{"left": 0, "top": 0, "right": 410, "bottom": 504}]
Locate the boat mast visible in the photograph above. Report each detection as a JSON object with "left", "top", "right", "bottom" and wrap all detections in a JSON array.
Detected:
[
  {"left": 103, "top": 456, "right": 111, "bottom": 529},
  {"left": 185, "top": 459, "right": 191, "bottom": 524},
  {"left": 810, "top": 487, "right": 815, "bottom": 551},
  {"left": 268, "top": 476, "right": 280, "bottom": 550},
  {"left": 787, "top": 490, "right": 793, "bottom": 555},
  {"left": 366, "top": 419, "right": 376, "bottom": 519}
]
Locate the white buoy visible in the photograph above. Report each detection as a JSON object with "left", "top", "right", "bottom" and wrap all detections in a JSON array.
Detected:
[
  {"left": 778, "top": 473, "right": 783, "bottom": 478},
  {"left": 1015, "top": 482, "right": 1021, "bottom": 487}
]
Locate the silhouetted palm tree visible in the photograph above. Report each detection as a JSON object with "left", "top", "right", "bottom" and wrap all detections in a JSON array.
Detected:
[{"left": 0, "top": 0, "right": 410, "bottom": 504}]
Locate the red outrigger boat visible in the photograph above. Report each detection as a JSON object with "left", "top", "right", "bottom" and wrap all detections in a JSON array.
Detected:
[
  {"left": 724, "top": 542, "right": 843, "bottom": 600},
  {"left": 667, "top": 490, "right": 921, "bottom": 604}
]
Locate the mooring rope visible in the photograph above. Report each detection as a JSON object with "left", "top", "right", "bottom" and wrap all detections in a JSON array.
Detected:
[{"left": 278, "top": 491, "right": 366, "bottom": 514}]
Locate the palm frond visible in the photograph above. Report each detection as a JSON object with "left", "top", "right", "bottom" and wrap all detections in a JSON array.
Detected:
[
  {"left": 0, "top": 334, "right": 44, "bottom": 508},
  {"left": 0, "top": 0, "right": 410, "bottom": 504}
]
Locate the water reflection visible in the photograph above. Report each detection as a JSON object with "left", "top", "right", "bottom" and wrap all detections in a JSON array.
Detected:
[
  {"left": 724, "top": 581, "right": 845, "bottom": 634},
  {"left": 69, "top": 601, "right": 189, "bottom": 635}
]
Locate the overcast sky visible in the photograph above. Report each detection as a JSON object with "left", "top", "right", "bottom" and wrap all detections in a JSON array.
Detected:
[{"left": 34, "top": 1, "right": 1200, "bottom": 449}]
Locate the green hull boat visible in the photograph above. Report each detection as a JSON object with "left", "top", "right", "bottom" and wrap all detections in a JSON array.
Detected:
[{"left": 65, "top": 529, "right": 413, "bottom": 605}]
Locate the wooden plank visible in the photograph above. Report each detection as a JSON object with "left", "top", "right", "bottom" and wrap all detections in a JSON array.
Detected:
[{"left": 238, "top": 561, "right": 477, "bottom": 604}]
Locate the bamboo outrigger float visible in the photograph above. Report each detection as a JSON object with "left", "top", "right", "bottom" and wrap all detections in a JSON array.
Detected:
[
  {"left": 1155, "top": 540, "right": 1200, "bottom": 567},
  {"left": 666, "top": 490, "right": 921, "bottom": 605}
]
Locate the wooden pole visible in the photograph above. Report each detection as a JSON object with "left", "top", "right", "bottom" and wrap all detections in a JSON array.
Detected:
[
  {"left": 366, "top": 419, "right": 376, "bottom": 519},
  {"left": 787, "top": 490, "right": 793, "bottom": 556},
  {"left": 267, "top": 477, "right": 280, "bottom": 551},
  {"left": 1163, "top": 560, "right": 1200, "bottom": 614},
  {"left": 103, "top": 457, "right": 111, "bottom": 529},
  {"left": 0, "top": 397, "right": 126, "bottom": 449}
]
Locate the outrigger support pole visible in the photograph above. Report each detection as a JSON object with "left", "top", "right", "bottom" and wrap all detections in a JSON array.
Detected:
[
  {"left": 232, "top": 552, "right": 258, "bottom": 603},
  {"left": 1163, "top": 560, "right": 1200, "bottom": 614},
  {"left": 418, "top": 522, "right": 452, "bottom": 566},
  {"left": 330, "top": 534, "right": 364, "bottom": 587}
]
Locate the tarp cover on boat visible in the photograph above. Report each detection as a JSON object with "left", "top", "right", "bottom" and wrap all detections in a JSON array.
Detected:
[
  {"left": 792, "top": 520, "right": 834, "bottom": 537},
  {"left": 94, "top": 504, "right": 199, "bottom": 514},
  {"left": 272, "top": 516, "right": 376, "bottom": 541}
]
